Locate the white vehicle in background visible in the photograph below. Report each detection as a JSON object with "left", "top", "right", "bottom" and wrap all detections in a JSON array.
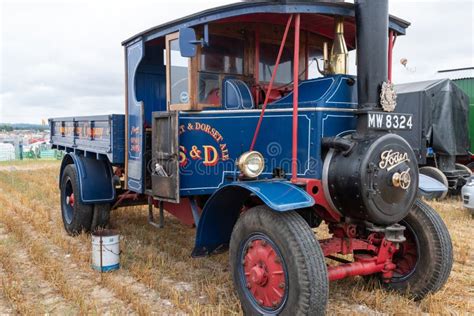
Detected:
[
  {"left": 461, "top": 177, "right": 474, "bottom": 213},
  {"left": 0, "top": 142, "right": 15, "bottom": 161}
]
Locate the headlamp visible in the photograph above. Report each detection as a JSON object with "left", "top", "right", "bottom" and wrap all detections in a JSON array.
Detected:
[{"left": 237, "top": 151, "right": 265, "bottom": 178}]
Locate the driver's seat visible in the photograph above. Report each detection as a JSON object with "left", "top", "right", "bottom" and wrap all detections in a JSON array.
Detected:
[{"left": 222, "top": 78, "right": 254, "bottom": 110}]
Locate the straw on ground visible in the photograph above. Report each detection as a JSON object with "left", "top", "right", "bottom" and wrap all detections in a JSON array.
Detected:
[{"left": 0, "top": 161, "right": 472, "bottom": 315}]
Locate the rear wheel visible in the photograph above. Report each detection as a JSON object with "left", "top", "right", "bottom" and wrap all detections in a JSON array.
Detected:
[
  {"left": 384, "top": 199, "right": 453, "bottom": 300},
  {"left": 230, "top": 206, "right": 328, "bottom": 315},
  {"left": 419, "top": 166, "right": 449, "bottom": 200},
  {"left": 60, "top": 164, "right": 93, "bottom": 235}
]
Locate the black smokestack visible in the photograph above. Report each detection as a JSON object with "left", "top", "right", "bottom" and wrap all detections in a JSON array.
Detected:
[{"left": 355, "top": 0, "right": 389, "bottom": 111}]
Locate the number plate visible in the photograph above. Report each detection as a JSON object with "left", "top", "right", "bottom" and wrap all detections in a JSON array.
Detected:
[{"left": 367, "top": 112, "right": 413, "bottom": 130}]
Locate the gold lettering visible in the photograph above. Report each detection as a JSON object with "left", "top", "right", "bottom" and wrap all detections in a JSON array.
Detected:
[
  {"left": 379, "top": 150, "right": 409, "bottom": 171},
  {"left": 203, "top": 146, "right": 219, "bottom": 166}
]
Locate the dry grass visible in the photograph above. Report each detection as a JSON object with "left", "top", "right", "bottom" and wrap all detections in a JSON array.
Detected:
[{"left": 0, "top": 161, "right": 472, "bottom": 315}]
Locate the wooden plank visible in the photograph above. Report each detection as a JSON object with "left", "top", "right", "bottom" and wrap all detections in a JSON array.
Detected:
[{"left": 165, "top": 32, "right": 178, "bottom": 111}]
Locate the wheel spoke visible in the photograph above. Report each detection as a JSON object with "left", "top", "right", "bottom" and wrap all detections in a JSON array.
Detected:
[{"left": 272, "top": 286, "right": 284, "bottom": 298}]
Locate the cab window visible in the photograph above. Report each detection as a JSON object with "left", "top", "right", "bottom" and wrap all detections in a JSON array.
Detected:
[
  {"left": 200, "top": 34, "right": 244, "bottom": 74},
  {"left": 198, "top": 34, "right": 245, "bottom": 105},
  {"left": 166, "top": 32, "right": 194, "bottom": 110},
  {"left": 259, "top": 42, "right": 293, "bottom": 84},
  {"left": 169, "top": 38, "right": 190, "bottom": 105}
]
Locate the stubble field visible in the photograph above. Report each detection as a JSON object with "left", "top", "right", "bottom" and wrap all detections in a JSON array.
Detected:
[{"left": 0, "top": 161, "right": 472, "bottom": 315}]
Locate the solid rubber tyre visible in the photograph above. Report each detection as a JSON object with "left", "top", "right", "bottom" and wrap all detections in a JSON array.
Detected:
[
  {"left": 419, "top": 166, "right": 449, "bottom": 200},
  {"left": 384, "top": 199, "right": 453, "bottom": 300},
  {"left": 91, "top": 203, "right": 111, "bottom": 232},
  {"left": 230, "top": 205, "right": 328, "bottom": 315},
  {"left": 60, "top": 164, "right": 93, "bottom": 235}
]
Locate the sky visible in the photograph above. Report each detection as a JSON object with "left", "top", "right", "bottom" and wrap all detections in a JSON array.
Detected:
[{"left": 0, "top": 0, "right": 473, "bottom": 124}]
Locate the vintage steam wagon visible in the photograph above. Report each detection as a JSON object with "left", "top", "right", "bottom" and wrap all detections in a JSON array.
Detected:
[{"left": 50, "top": 0, "right": 453, "bottom": 314}]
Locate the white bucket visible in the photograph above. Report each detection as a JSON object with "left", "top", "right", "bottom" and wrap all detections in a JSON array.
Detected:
[{"left": 91, "top": 229, "right": 120, "bottom": 272}]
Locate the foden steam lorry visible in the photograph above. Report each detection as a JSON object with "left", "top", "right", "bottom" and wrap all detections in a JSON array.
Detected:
[{"left": 50, "top": 0, "right": 453, "bottom": 314}]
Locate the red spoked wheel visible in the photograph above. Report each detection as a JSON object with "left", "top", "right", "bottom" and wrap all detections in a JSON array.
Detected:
[
  {"left": 230, "top": 206, "right": 328, "bottom": 315},
  {"left": 242, "top": 236, "right": 287, "bottom": 311}
]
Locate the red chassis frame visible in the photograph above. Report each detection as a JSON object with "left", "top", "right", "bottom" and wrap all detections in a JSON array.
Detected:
[{"left": 303, "top": 179, "right": 399, "bottom": 282}]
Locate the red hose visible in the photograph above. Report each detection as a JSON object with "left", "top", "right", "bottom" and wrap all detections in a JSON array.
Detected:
[{"left": 291, "top": 14, "right": 301, "bottom": 182}]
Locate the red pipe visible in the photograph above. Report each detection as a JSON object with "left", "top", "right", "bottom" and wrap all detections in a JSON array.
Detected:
[
  {"left": 111, "top": 190, "right": 137, "bottom": 209},
  {"left": 250, "top": 15, "right": 293, "bottom": 151},
  {"left": 254, "top": 26, "right": 260, "bottom": 106},
  {"left": 305, "top": 31, "right": 309, "bottom": 80},
  {"left": 291, "top": 14, "right": 301, "bottom": 182},
  {"left": 388, "top": 30, "right": 394, "bottom": 82},
  {"left": 328, "top": 261, "right": 386, "bottom": 281}
]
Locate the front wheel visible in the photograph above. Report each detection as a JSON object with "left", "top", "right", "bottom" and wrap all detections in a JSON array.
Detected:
[
  {"left": 384, "top": 199, "right": 453, "bottom": 300},
  {"left": 230, "top": 206, "right": 328, "bottom": 315}
]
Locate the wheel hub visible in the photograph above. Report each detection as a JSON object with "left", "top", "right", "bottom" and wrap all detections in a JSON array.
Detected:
[
  {"left": 243, "top": 239, "right": 286, "bottom": 308},
  {"left": 66, "top": 193, "right": 75, "bottom": 207},
  {"left": 250, "top": 265, "right": 268, "bottom": 286},
  {"left": 393, "top": 229, "right": 418, "bottom": 277}
]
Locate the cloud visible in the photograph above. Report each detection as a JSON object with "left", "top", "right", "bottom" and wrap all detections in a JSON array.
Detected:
[
  {"left": 0, "top": 0, "right": 234, "bottom": 123},
  {"left": 389, "top": 0, "right": 474, "bottom": 81},
  {"left": 0, "top": 0, "right": 473, "bottom": 123}
]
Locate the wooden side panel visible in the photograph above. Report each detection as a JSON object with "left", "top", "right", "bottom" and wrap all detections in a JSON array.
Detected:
[{"left": 126, "top": 39, "right": 146, "bottom": 193}]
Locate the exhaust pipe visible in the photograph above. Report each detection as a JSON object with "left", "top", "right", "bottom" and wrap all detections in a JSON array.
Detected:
[{"left": 355, "top": 0, "right": 389, "bottom": 131}]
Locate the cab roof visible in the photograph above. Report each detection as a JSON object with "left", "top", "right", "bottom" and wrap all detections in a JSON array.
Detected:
[{"left": 122, "top": 1, "right": 410, "bottom": 47}]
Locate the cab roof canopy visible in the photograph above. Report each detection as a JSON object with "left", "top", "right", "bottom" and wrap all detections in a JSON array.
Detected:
[{"left": 122, "top": 1, "right": 410, "bottom": 47}]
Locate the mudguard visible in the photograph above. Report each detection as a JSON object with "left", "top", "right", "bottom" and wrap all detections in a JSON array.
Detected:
[
  {"left": 59, "top": 153, "right": 115, "bottom": 204},
  {"left": 192, "top": 180, "right": 315, "bottom": 257},
  {"left": 418, "top": 174, "right": 448, "bottom": 195}
]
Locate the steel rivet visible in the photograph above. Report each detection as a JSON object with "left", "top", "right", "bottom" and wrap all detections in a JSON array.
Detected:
[
  {"left": 272, "top": 301, "right": 278, "bottom": 307},
  {"left": 246, "top": 283, "right": 251, "bottom": 289},
  {"left": 279, "top": 282, "right": 285, "bottom": 289},
  {"left": 261, "top": 240, "right": 267, "bottom": 247}
]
